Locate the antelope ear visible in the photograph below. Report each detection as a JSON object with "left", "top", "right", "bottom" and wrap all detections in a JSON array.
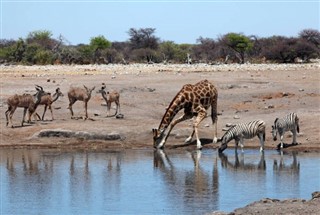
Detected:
[{"left": 83, "top": 85, "right": 88, "bottom": 90}]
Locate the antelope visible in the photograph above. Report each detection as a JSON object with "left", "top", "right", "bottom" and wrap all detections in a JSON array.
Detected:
[
  {"left": 97, "top": 85, "right": 121, "bottom": 117},
  {"left": 67, "top": 85, "right": 95, "bottom": 119},
  {"left": 5, "top": 85, "right": 46, "bottom": 128},
  {"left": 35, "top": 87, "right": 64, "bottom": 121}
]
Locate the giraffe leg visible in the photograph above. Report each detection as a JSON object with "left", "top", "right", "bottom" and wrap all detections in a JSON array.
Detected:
[
  {"left": 158, "top": 113, "right": 192, "bottom": 148},
  {"left": 193, "top": 110, "right": 207, "bottom": 149},
  {"left": 185, "top": 130, "right": 195, "bottom": 143},
  {"left": 211, "top": 100, "right": 218, "bottom": 144}
]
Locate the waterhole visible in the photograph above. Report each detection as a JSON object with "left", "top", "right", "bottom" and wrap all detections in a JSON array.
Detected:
[{"left": 1, "top": 149, "right": 319, "bottom": 214}]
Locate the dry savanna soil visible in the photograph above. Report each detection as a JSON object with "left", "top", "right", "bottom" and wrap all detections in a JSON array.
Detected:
[
  {"left": 1, "top": 63, "right": 319, "bottom": 151},
  {"left": 1, "top": 63, "right": 319, "bottom": 214}
]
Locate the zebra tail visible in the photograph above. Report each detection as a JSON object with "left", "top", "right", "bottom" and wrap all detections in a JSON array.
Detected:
[{"left": 263, "top": 132, "right": 265, "bottom": 141}]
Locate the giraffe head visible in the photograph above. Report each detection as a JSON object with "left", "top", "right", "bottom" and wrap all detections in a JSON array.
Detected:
[{"left": 152, "top": 128, "right": 165, "bottom": 149}]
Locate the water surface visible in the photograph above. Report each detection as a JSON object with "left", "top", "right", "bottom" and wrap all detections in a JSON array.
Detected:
[{"left": 1, "top": 149, "right": 319, "bottom": 214}]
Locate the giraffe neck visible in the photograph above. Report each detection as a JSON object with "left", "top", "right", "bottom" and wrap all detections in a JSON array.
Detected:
[{"left": 158, "top": 92, "right": 186, "bottom": 132}]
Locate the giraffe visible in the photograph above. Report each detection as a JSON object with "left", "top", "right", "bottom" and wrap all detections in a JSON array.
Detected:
[{"left": 152, "top": 79, "right": 218, "bottom": 149}]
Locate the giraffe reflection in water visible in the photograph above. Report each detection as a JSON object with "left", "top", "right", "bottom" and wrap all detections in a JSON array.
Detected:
[{"left": 154, "top": 150, "right": 219, "bottom": 212}]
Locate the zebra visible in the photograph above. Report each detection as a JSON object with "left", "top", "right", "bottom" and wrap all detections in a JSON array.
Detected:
[
  {"left": 272, "top": 113, "right": 300, "bottom": 149},
  {"left": 218, "top": 120, "right": 266, "bottom": 153}
]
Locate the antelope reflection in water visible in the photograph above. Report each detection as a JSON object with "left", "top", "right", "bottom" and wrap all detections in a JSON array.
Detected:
[
  {"left": 5, "top": 149, "right": 52, "bottom": 176},
  {"left": 154, "top": 150, "right": 219, "bottom": 212}
]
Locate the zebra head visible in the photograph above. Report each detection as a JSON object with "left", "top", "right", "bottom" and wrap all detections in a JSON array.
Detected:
[
  {"left": 272, "top": 118, "right": 279, "bottom": 141},
  {"left": 217, "top": 125, "right": 236, "bottom": 153},
  {"left": 152, "top": 128, "right": 165, "bottom": 149}
]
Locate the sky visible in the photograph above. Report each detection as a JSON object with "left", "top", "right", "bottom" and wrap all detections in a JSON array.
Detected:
[{"left": 1, "top": 0, "right": 319, "bottom": 45}]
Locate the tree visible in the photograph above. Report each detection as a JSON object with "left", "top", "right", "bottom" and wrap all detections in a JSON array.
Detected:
[
  {"left": 27, "top": 30, "right": 57, "bottom": 50},
  {"left": 128, "top": 28, "right": 160, "bottom": 62},
  {"left": 193, "top": 37, "right": 216, "bottom": 63},
  {"left": 220, "top": 33, "right": 253, "bottom": 63},
  {"left": 89, "top": 35, "right": 111, "bottom": 63},
  {"left": 299, "top": 29, "right": 320, "bottom": 48},
  {"left": 159, "top": 41, "right": 179, "bottom": 63},
  {"left": 128, "top": 28, "right": 159, "bottom": 50}
]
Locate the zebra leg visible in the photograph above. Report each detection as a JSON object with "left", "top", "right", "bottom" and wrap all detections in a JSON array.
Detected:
[
  {"left": 292, "top": 129, "right": 298, "bottom": 145},
  {"left": 234, "top": 139, "right": 239, "bottom": 153},
  {"left": 258, "top": 133, "right": 265, "bottom": 152},
  {"left": 280, "top": 134, "right": 284, "bottom": 149},
  {"left": 239, "top": 138, "right": 244, "bottom": 153}
]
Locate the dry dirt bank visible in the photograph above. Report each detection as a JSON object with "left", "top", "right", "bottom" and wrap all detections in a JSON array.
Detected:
[
  {"left": 210, "top": 192, "right": 320, "bottom": 215},
  {"left": 1, "top": 63, "right": 320, "bottom": 214},
  {"left": 0, "top": 63, "right": 319, "bottom": 151}
]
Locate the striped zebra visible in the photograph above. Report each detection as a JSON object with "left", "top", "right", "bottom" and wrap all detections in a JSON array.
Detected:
[
  {"left": 218, "top": 120, "right": 266, "bottom": 153},
  {"left": 272, "top": 113, "right": 300, "bottom": 149}
]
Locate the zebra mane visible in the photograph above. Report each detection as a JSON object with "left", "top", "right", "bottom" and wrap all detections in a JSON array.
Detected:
[{"left": 221, "top": 124, "right": 236, "bottom": 139}]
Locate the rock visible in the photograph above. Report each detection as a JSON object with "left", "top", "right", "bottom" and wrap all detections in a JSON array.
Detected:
[
  {"left": 32, "top": 129, "right": 125, "bottom": 141},
  {"left": 233, "top": 115, "right": 240, "bottom": 119},
  {"left": 226, "top": 123, "right": 235, "bottom": 127},
  {"left": 312, "top": 191, "right": 320, "bottom": 199}
]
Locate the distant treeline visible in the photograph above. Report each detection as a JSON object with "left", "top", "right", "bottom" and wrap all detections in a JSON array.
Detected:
[{"left": 0, "top": 28, "right": 319, "bottom": 65}]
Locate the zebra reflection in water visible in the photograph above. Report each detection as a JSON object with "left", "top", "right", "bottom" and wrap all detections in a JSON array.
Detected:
[{"left": 218, "top": 150, "right": 266, "bottom": 171}]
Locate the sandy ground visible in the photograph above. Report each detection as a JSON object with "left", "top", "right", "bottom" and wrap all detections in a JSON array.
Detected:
[
  {"left": 1, "top": 63, "right": 319, "bottom": 214},
  {"left": 0, "top": 63, "right": 319, "bottom": 151}
]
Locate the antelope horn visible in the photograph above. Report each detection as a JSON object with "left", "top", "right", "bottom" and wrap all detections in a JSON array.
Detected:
[{"left": 35, "top": 85, "right": 43, "bottom": 91}]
